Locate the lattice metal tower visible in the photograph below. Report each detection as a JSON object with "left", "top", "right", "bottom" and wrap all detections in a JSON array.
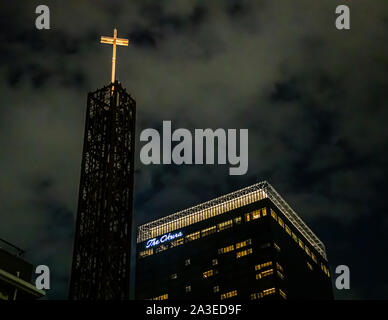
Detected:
[{"left": 69, "top": 81, "right": 136, "bottom": 299}]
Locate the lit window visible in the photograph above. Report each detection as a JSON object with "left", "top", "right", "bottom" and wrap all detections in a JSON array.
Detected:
[
  {"left": 139, "top": 248, "right": 153, "bottom": 258},
  {"left": 311, "top": 253, "right": 317, "bottom": 264},
  {"left": 213, "top": 286, "right": 219, "bottom": 293},
  {"left": 185, "top": 258, "right": 191, "bottom": 266},
  {"left": 170, "top": 237, "right": 184, "bottom": 248},
  {"left": 256, "top": 269, "right": 274, "bottom": 279},
  {"left": 305, "top": 246, "right": 311, "bottom": 256},
  {"left": 212, "top": 258, "right": 218, "bottom": 266},
  {"left": 278, "top": 217, "right": 284, "bottom": 228},
  {"left": 170, "top": 273, "right": 177, "bottom": 280},
  {"left": 203, "top": 270, "right": 214, "bottom": 278},
  {"left": 277, "top": 270, "right": 285, "bottom": 280},
  {"left": 276, "top": 262, "right": 284, "bottom": 272},
  {"left": 263, "top": 288, "right": 276, "bottom": 297},
  {"left": 225, "top": 245, "right": 234, "bottom": 253},
  {"left": 285, "top": 224, "right": 292, "bottom": 236},
  {"left": 236, "top": 240, "right": 247, "bottom": 249},
  {"left": 252, "top": 210, "right": 260, "bottom": 220},
  {"left": 153, "top": 293, "right": 168, "bottom": 300},
  {"left": 245, "top": 213, "right": 251, "bottom": 222},
  {"left": 262, "top": 208, "right": 267, "bottom": 216},
  {"left": 271, "top": 209, "right": 277, "bottom": 220},
  {"left": 186, "top": 231, "right": 200, "bottom": 242},
  {"left": 218, "top": 244, "right": 234, "bottom": 254},
  {"left": 321, "top": 263, "right": 330, "bottom": 277},
  {"left": 217, "top": 220, "right": 233, "bottom": 232},
  {"left": 234, "top": 217, "right": 242, "bottom": 224},
  {"left": 220, "top": 290, "right": 237, "bottom": 300},
  {"left": 298, "top": 239, "right": 304, "bottom": 249},
  {"left": 185, "top": 285, "right": 191, "bottom": 293},
  {"left": 274, "top": 243, "right": 281, "bottom": 252},
  {"left": 251, "top": 288, "right": 275, "bottom": 300},
  {"left": 292, "top": 232, "right": 298, "bottom": 243},
  {"left": 202, "top": 226, "right": 217, "bottom": 237},
  {"left": 279, "top": 289, "right": 287, "bottom": 300},
  {"left": 262, "top": 269, "right": 273, "bottom": 277},
  {"left": 236, "top": 248, "right": 253, "bottom": 259},
  {"left": 307, "top": 262, "right": 313, "bottom": 271},
  {"left": 254, "top": 261, "right": 272, "bottom": 271}
]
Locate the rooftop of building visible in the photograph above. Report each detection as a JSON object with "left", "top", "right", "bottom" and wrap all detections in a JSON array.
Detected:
[{"left": 137, "top": 181, "right": 327, "bottom": 260}]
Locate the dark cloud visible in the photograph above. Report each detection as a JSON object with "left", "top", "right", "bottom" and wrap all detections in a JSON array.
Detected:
[{"left": 0, "top": 0, "right": 387, "bottom": 299}]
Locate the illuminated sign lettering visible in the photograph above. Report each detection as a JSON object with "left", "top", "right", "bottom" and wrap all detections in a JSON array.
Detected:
[{"left": 145, "top": 231, "right": 183, "bottom": 249}]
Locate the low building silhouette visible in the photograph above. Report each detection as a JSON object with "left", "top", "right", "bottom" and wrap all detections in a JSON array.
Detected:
[{"left": 0, "top": 238, "right": 45, "bottom": 300}]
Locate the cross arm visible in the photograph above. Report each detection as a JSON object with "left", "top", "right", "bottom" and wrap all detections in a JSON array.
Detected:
[{"left": 100, "top": 36, "right": 129, "bottom": 46}]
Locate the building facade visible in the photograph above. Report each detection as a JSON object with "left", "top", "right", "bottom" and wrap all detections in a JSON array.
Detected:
[
  {"left": 135, "top": 181, "right": 333, "bottom": 300},
  {"left": 0, "top": 239, "right": 45, "bottom": 300}
]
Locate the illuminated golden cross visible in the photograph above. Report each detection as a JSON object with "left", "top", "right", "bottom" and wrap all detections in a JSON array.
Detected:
[{"left": 100, "top": 28, "right": 129, "bottom": 83}]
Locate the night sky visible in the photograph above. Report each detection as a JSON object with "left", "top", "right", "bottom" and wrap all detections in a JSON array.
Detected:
[{"left": 0, "top": 0, "right": 387, "bottom": 299}]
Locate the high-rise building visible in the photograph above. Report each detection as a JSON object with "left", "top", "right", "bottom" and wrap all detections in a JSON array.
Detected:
[
  {"left": 135, "top": 181, "right": 333, "bottom": 300},
  {"left": 0, "top": 238, "right": 45, "bottom": 300},
  {"left": 69, "top": 82, "right": 136, "bottom": 299}
]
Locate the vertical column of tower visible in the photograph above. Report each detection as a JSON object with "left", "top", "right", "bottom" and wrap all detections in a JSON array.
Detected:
[{"left": 69, "top": 82, "right": 136, "bottom": 299}]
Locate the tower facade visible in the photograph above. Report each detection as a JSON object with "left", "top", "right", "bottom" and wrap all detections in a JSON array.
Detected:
[{"left": 69, "top": 82, "right": 136, "bottom": 299}]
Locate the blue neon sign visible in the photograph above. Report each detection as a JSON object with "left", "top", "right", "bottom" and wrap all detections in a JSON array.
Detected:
[{"left": 145, "top": 231, "right": 183, "bottom": 249}]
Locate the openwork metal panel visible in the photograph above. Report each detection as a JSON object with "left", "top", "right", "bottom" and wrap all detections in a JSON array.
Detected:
[
  {"left": 69, "top": 82, "right": 136, "bottom": 299},
  {"left": 137, "top": 181, "right": 327, "bottom": 261}
]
